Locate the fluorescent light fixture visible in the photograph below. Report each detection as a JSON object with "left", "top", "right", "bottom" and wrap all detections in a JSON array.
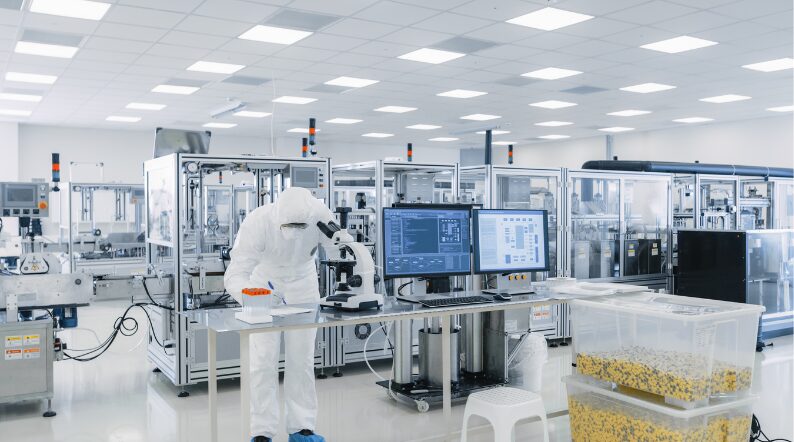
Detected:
[
  {"left": 398, "top": 48, "right": 465, "bottom": 65},
  {"left": 607, "top": 110, "right": 652, "bottom": 117},
  {"left": 0, "top": 92, "right": 42, "bottom": 102},
  {"left": 641, "top": 36, "right": 718, "bottom": 54},
  {"left": 374, "top": 106, "right": 417, "bottom": 113},
  {"left": 273, "top": 96, "right": 316, "bottom": 104},
  {"left": 234, "top": 111, "right": 271, "bottom": 118},
  {"left": 538, "top": 135, "right": 570, "bottom": 140},
  {"left": 362, "top": 133, "right": 394, "bottom": 138},
  {"left": 325, "top": 76, "right": 379, "bottom": 88},
  {"left": 506, "top": 7, "right": 593, "bottom": 31},
  {"left": 767, "top": 105, "right": 794, "bottom": 112},
  {"left": 673, "top": 117, "right": 714, "bottom": 123},
  {"left": 406, "top": 124, "right": 441, "bottom": 130},
  {"left": 429, "top": 137, "right": 459, "bottom": 142},
  {"left": 5, "top": 72, "right": 57, "bottom": 84},
  {"left": 203, "top": 122, "right": 237, "bottom": 129},
  {"left": 699, "top": 94, "right": 751, "bottom": 103},
  {"left": 325, "top": 118, "right": 362, "bottom": 124},
  {"left": 30, "top": 0, "right": 111, "bottom": 20},
  {"left": 492, "top": 141, "right": 516, "bottom": 146},
  {"left": 476, "top": 130, "right": 510, "bottom": 135},
  {"left": 742, "top": 58, "right": 794, "bottom": 72},
  {"left": 0, "top": 109, "right": 32, "bottom": 117},
  {"left": 15, "top": 41, "right": 78, "bottom": 59},
  {"left": 152, "top": 84, "right": 199, "bottom": 95},
  {"left": 522, "top": 67, "right": 582, "bottom": 80},
  {"left": 187, "top": 61, "right": 245, "bottom": 74},
  {"left": 530, "top": 100, "right": 577, "bottom": 109},
  {"left": 238, "top": 25, "right": 312, "bottom": 45},
  {"left": 126, "top": 102, "right": 165, "bottom": 111},
  {"left": 287, "top": 128, "right": 322, "bottom": 133},
  {"left": 535, "top": 121, "right": 572, "bottom": 127},
  {"left": 460, "top": 114, "right": 501, "bottom": 121},
  {"left": 620, "top": 83, "right": 676, "bottom": 93},
  {"left": 437, "top": 89, "right": 487, "bottom": 98},
  {"left": 599, "top": 127, "right": 634, "bottom": 133},
  {"left": 106, "top": 116, "right": 140, "bottom": 123}
]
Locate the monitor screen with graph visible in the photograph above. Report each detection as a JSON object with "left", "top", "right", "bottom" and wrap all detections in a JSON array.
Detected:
[{"left": 473, "top": 209, "right": 550, "bottom": 274}]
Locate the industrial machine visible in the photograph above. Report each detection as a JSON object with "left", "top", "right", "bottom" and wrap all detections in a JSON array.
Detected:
[
  {"left": 0, "top": 182, "right": 95, "bottom": 416},
  {"left": 677, "top": 229, "right": 794, "bottom": 343},
  {"left": 143, "top": 153, "right": 334, "bottom": 391},
  {"left": 739, "top": 178, "right": 794, "bottom": 230},
  {"left": 566, "top": 169, "right": 671, "bottom": 290},
  {"left": 328, "top": 161, "right": 458, "bottom": 369}
]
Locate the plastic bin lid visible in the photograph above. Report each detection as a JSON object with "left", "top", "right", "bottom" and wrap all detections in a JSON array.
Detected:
[
  {"left": 563, "top": 376, "right": 757, "bottom": 418},
  {"left": 570, "top": 292, "right": 765, "bottom": 321}
]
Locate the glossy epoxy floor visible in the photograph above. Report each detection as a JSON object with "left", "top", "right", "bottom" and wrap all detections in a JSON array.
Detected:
[{"left": 0, "top": 301, "right": 792, "bottom": 442}]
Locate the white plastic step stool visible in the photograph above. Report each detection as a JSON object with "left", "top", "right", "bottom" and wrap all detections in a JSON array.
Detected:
[{"left": 460, "top": 387, "right": 550, "bottom": 442}]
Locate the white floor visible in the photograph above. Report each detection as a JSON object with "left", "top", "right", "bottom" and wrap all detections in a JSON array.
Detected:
[{"left": 0, "top": 301, "right": 792, "bottom": 442}]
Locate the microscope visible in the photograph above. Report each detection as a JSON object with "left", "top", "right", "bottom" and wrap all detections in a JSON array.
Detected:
[{"left": 319, "top": 208, "right": 383, "bottom": 311}]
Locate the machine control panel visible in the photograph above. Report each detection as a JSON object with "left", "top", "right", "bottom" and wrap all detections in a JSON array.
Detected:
[
  {"left": 0, "top": 182, "right": 50, "bottom": 218},
  {"left": 291, "top": 165, "right": 326, "bottom": 198}
]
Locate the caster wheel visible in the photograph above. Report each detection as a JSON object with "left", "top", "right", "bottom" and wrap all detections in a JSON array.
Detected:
[
  {"left": 548, "top": 343, "right": 559, "bottom": 348},
  {"left": 43, "top": 411, "right": 56, "bottom": 418},
  {"left": 177, "top": 391, "right": 190, "bottom": 398},
  {"left": 560, "top": 341, "right": 569, "bottom": 347},
  {"left": 416, "top": 401, "right": 430, "bottom": 413},
  {"left": 317, "top": 373, "right": 328, "bottom": 379},
  {"left": 333, "top": 372, "right": 343, "bottom": 378}
]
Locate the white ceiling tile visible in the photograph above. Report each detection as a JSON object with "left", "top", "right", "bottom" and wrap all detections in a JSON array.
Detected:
[
  {"left": 274, "top": 45, "right": 339, "bottom": 62},
  {"left": 475, "top": 44, "right": 542, "bottom": 61},
  {"left": 94, "top": 22, "right": 169, "bottom": 42},
  {"left": 104, "top": 5, "right": 186, "bottom": 29},
  {"left": 751, "top": 11, "right": 794, "bottom": 30},
  {"left": 653, "top": 10, "right": 738, "bottom": 34},
  {"left": 698, "top": 21, "right": 787, "bottom": 43},
  {"left": 159, "top": 31, "right": 230, "bottom": 50},
  {"left": 175, "top": 15, "right": 252, "bottom": 37},
  {"left": 146, "top": 43, "right": 210, "bottom": 60},
  {"left": 515, "top": 32, "right": 589, "bottom": 50},
  {"left": 296, "top": 33, "right": 369, "bottom": 51},
  {"left": 117, "top": 0, "right": 205, "bottom": 13},
  {"left": 452, "top": 0, "right": 545, "bottom": 21},
  {"left": 557, "top": 0, "right": 657, "bottom": 15},
  {"left": 379, "top": 27, "right": 452, "bottom": 46},
  {"left": 557, "top": 18, "right": 638, "bottom": 39},
  {"left": 22, "top": 14, "right": 100, "bottom": 36},
  {"left": 413, "top": 13, "right": 493, "bottom": 35},
  {"left": 251, "top": 57, "right": 313, "bottom": 71},
  {"left": 324, "top": 52, "right": 390, "bottom": 68},
  {"left": 560, "top": 40, "right": 628, "bottom": 57},
  {"left": 84, "top": 36, "right": 154, "bottom": 54},
  {"left": 712, "top": 0, "right": 792, "bottom": 19},
  {"left": 134, "top": 54, "right": 192, "bottom": 69},
  {"left": 465, "top": 23, "right": 541, "bottom": 44},
  {"left": 205, "top": 50, "right": 268, "bottom": 65},
  {"left": 193, "top": 0, "right": 279, "bottom": 23},
  {"left": 289, "top": 0, "right": 380, "bottom": 15},
  {"left": 351, "top": 40, "right": 416, "bottom": 57},
  {"left": 392, "top": 0, "right": 472, "bottom": 10},
  {"left": 600, "top": 25, "right": 678, "bottom": 46},
  {"left": 323, "top": 18, "right": 401, "bottom": 39},
  {"left": 608, "top": 1, "right": 699, "bottom": 25},
  {"left": 74, "top": 48, "right": 140, "bottom": 64},
  {"left": 215, "top": 38, "right": 284, "bottom": 56},
  {"left": 0, "top": 9, "right": 22, "bottom": 26},
  {"left": 354, "top": 2, "right": 440, "bottom": 26}
]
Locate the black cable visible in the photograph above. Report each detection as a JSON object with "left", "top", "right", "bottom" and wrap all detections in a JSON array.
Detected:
[
  {"left": 397, "top": 281, "right": 413, "bottom": 296},
  {"left": 142, "top": 278, "right": 174, "bottom": 310},
  {"left": 63, "top": 302, "right": 172, "bottom": 362},
  {"left": 378, "top": 321, "right": 395, "bottom": 356},
  {"left": 750, "top": 414, "right": 792, "bottom": 442}
]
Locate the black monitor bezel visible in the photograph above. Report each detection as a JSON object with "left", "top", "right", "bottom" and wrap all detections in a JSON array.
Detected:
[
  {"left": 472, "top": 208, "right": 551, "bottom": 274},
  {"left": 381, "top": 206, "right": 473, "bottom": 279}
]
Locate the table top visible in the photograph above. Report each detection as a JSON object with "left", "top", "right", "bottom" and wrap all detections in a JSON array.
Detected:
[{"left": 182, "top": 291, "right": 568, "bottom": 333}]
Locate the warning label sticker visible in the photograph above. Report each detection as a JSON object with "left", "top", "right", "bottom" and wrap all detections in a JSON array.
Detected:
[
  {"left": 5, "top": 349, "right": 22, "bottom": 360},
  {"left": 23, "top": 348, "right": 41, "bottom": 359},
  {"left": 5, "top": 336, "right": 23, "bottom": 348},
  {"left": 24, "top": 335, "right": 40, "bottom": 346}
]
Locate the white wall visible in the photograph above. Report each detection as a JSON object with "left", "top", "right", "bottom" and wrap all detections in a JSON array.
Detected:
[
  {"left": 479, "top": 115, "right": 794, "bottom": 170},
  {"left": 0, "top": 122, "right": 19, "bottom": 181}
]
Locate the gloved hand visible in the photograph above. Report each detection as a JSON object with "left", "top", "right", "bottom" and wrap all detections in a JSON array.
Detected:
[{"left": 288, "top": 429, "right": 326, "bottom": 442}]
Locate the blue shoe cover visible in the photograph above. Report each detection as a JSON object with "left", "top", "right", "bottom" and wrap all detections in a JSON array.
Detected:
[{"left": 288, "top": 430, "right": 325, "bottom": 442}]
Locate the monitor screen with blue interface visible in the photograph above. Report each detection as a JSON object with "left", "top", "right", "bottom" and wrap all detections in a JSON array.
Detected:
[
  {"left": 473, "top": 209, "right": 550, "bottom": 274},
  {"left": 382, "top": 207, "right": 471, "bottom": 278}
]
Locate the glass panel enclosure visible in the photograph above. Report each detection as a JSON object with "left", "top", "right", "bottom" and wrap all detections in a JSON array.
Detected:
[
  {"left": 698, "top": 176, "right": 738, "bottom": 230},
  {"left": 624, "top": 178, "right": 669, "bottom": 276},
  {"left": 774, "top": 181, "right": 794, "bottom": 229},
  {"left": 569, "top": 175, "right": 621, "bottom": 280},
  {"left": 740, "top": 179, "right": 773, "bottom": 230},
  {"left": 672, "top": 175, "right": 696, "bottom": 230}
]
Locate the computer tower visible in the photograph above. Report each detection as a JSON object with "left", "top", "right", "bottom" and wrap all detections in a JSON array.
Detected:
[
  {"left": 638, "top": 238, "right": 662, "bottom": 275},
  {"left": 623, "top": 239, "right": 640, "bottom": 276}
]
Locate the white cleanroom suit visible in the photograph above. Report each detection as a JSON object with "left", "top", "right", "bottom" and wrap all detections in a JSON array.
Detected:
[{"left": 224, "top": 187, "right": 336, "bottom": 440}]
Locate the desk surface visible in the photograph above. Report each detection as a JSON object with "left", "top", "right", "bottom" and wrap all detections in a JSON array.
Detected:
[{"left": 182, "top": 291, "right": 573, "bottom": 333}]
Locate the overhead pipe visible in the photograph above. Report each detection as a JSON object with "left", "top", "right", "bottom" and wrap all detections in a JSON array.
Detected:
[{"left": 581, "top": 160, "right": 794, "bottom": 178}]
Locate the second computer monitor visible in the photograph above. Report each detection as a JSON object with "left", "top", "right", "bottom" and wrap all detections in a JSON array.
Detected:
[
  {"left": 473, "top": 209, "right": 550, "bottom": 274},
  {"left": 382, "top": 207, "right": 471, "bottom": 278}
]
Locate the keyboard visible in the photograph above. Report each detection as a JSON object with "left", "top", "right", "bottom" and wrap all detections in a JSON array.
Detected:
[{"left": 418, "top": 295, "right": 495, "bottom": 308}]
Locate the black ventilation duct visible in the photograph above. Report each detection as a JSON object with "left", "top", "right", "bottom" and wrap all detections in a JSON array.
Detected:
[{"left": 581, "top": 160, "right": 793, "bottom": 178}]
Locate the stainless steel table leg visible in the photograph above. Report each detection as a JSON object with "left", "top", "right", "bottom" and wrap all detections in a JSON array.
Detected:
[
  {"left": 441, "top": 314, "right": 452, "bottom": 437},
  {"left": 240, "top": 330, "right": 251, "bottom": 442},
  {"left": 208, "top": 328, "right": 218, "bottom": 442}
]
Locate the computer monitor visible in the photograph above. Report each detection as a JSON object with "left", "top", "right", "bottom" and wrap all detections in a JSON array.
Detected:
[
  {"left": 473, "top": 209, "right": 550, "bottom": 274},
  {"left": 382, "top": 207, "right": 471, "bottom": 278}
]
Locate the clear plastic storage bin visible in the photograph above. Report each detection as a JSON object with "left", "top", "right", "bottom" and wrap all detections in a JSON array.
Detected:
[
  {"left": 571, "top": 293, "right": 764, "bottom": 408},
  {"left": 564, "top": 376, "right": 756, "bottom": 442}
]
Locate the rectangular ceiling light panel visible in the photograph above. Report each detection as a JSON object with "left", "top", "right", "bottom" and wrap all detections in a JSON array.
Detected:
[
  {"left": 30, "top": 0, "right": 110, "bottom": 20},
  {"left": 507, "top": 7, "right": 593, "bottom": 31}
]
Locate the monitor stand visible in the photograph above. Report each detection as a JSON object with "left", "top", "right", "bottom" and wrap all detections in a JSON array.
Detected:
[{"left": 425, "top": 277, "right": 451, "bottom": 294}]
